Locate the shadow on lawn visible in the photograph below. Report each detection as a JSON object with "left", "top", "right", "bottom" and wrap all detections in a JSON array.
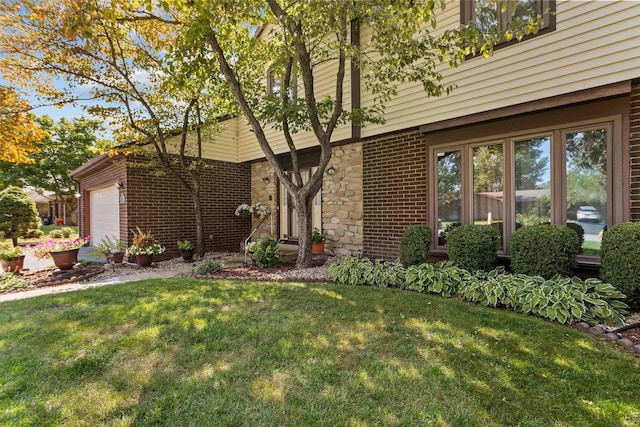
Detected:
[{"left": 1, "top": 280, "right": 639, "bottom": 425}]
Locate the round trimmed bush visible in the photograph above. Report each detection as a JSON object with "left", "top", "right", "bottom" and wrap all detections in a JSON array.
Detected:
[
  {"left": 601, "top": 222, "right": 640, "bottom": 309},
  {"left": 447, "top": 225, "right": 499, "bottom": 272},
  {"left": 509, "top": 224, "right": 579, "bottom": 278},
  {"left": 565, "top": 222, "right": 585, "bottom": 254},
  {"left": 49, "top": 229, "right": 63, "bottom": 238},
  {"left": 399, "top": 225, "right": 432, "bottom": 267}
]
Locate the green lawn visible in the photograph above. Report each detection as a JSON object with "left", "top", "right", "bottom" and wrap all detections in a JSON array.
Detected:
[
  {"left": 0, "top": 225, "right": 79, "bottom": 244},
  {"left": 1, "top": 279, "right": 639, "bottom": 426}
]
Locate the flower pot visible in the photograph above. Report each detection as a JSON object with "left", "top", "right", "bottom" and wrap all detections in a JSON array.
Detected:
[
  {"left": 311, "top": 241, "right": 325, "bottom": 255},
  {"left": 50, "top": 248, "right": 79, "bottom": 270},
  {"left": 108, "top": 251, "right": 125, "bottom": 264},
  {"left": 181, "top": 250, "right": 194, "bottom": 261},
  {"left": 136, "top": 254, "right": 153, "bottom": 267},
  {"left": 1, "top": 255, "right": 26, "bottom": 273}
]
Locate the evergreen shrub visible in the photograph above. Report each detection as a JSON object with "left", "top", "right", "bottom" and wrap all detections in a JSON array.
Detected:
[
  {"left": 601, "top": 222, "right": 640, "bottom": 309},
  {"left": 399, "top": 225, "right": 432, "bottom": 267},
  {"left": 446, "top": 225, "right": 499, "bottom": 272},
  {"left": 565, "top": 222, "right": 585, "bottom": 253},
  {"left": 510, "top": 225, "right": 579, "bottom": 278}
]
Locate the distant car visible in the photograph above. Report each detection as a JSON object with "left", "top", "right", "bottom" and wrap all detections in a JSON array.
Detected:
[{"left": 576, "top": 206, "right": 602, "bottom": 223}]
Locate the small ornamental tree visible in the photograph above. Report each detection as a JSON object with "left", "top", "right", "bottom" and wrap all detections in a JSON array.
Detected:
[{"left": 0, "top": 186, "right": 40, "bottom": 246}]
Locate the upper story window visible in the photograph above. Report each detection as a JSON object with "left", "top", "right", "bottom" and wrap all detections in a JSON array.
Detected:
[
  {"left": 267, "top": 71, "right": 297, "bottom": 101},
  {"left": 461, "top": 0, "right": 555, "bottom": 39}
]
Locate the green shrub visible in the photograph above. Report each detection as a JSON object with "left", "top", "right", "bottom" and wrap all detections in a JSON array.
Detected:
[
  {"left": 403, "top": 261, "right": 469, "bottom": 297},
  {"left": 0, "top": 273, "right": 30, "bottom": 292},
  {"left": 446, "top": 225, "right": 499, "bottom": 272},
  {"left": 327, "top": 257, "right": 365, "bottom": 286},
  {"left": 61, "top": 227, "right": 73, "bottom": 238},
  {"left": 399, "top": 225, "right": 432, "bottom": 267},
  {"left": 509, "top": 225, "right": 579, "bottom": 278},
  {"left": 0, "top": 186, "right": 40, "bottom": 246},
  {"left": 49, "top": 229, "right": 63, "bottom": 238},
  {"left": 437, "top": 222, "right": 461, "bottom": 246},
  {"left": 327, "top": 257, "right": 405, "bottom": 288},
  {"left": 24, "top": 229, "right": 44, "bottom": 239},
  {"left": 565, "top": 222, "right": 585, "bottom": 254},
  {"left": 601, "top": 222, "right": 640, "bottom": 309},
  {"left": 458, "top": 268, "right": 627, "bottom": 325},
  {"left": 251, "top": 234, "right": 280, "bottom": 268},
  {"left": 194, "top": 258, "right": 222, "bottom": 275}
]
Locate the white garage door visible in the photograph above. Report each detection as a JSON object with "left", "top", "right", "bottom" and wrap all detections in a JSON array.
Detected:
[{"left": 90, "top": 186, "right": 120, "bottom": 247}]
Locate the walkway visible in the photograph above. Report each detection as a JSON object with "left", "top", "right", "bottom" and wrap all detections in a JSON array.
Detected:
[{"left": 1, "top": 246, "right": 193, "bottom": 303}]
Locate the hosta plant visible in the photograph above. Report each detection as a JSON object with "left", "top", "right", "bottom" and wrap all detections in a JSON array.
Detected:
[
  {"left": 327, "top": 257, "right": 405, "bottom": 288},
  {"left": 458, "top": 268, "right": 628, "bottom": 326},
  {"left": 403, "top": 261, "right": 469, "bottom": 298}
]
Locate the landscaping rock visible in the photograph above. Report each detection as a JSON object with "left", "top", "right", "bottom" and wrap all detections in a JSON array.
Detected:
[
  {"left": 574, "top": 322, "right": 590, "bottom": 332},
  {"left": 590, "top": 326, "right": 605, "bottom": 336},
  {"left": 618, "top": 338, "right": 635, "bottom": 349},
  {"left": 603, "top": 332, "right": 619, "bottom": 341}
]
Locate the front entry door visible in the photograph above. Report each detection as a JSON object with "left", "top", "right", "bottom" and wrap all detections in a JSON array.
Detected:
[{"left": 279, "top": 168, "right": 322, "bottom": 241}]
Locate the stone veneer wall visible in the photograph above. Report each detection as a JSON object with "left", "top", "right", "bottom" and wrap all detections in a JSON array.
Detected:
[
  {"left": 249, "top": 144, "right": 364, "bottom": 257},
  {"left": 362, "top": 129, "right": 428, "bottom": 260},
  {"left": 630, "top": 80, "right": 640, "bottom": 221},
  {"left": 250, "top": 161, "right": 279, "bottom": 240},
  {"left": 125, "top": 157, "right": 252, "bottom": 259},
  {"left": 323, "top": 143, "right": 364, "bottom": 256}
]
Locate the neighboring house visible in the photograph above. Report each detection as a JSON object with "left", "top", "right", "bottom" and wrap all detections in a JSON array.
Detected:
[
  {"left": 71, "top": 1, "right": 640, "bottom": 265},
  {"left": 24, "top": 189, "right": 78, "bottom": 226}
]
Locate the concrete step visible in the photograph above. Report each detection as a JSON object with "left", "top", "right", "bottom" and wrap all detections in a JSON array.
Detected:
[{"left": 279, "top": 243, "right": 298, "bottom": 263}]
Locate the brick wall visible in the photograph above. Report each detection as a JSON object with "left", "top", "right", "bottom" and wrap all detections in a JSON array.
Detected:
[
  {"left": 125, "top": 157, "right": 252, "bottom": 259},
  {"left": 630, "top": 80, "right": 640, "bottom": 221},
  {"left": 362, "top": 129, "right": 428, "bottom": 260}
]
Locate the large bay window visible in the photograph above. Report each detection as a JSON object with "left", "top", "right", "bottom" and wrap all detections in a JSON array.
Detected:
[{"left": 430, "top": 114, "right": 623, "bottom": 262}]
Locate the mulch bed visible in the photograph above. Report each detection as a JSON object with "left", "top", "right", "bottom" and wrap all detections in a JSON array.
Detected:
[
  {"left": 618, "top": 327, "right": 640, "bottom": 342},
  {"left": 1, "top": 266, "right": 105, "bottom": 295},
  {"left": 207, "top": 263, "right": 296, "bottom": 280}
]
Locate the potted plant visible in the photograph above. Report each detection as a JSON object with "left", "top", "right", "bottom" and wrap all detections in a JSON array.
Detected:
[
  {"left": 33, "top": 236, "right": 90, "bottom": 270},
  {"left": 92, "top": 235, "right": 125, "bottom": 264},
  {"left": 311, "top": 228, "right": 326, "bottom": 255},
  {"left": 0, "top": 242, "right": 25, "bottom": 273},
  {"left": 177, "top": 239, "right": 194, "bottom": 261},
  {"left": 127, "top": 228, "right": 166, "bottom": 267}
]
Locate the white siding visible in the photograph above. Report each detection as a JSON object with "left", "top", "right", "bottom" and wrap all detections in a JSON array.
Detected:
[
  {"left": 360, "top": 0, "right": 640, "bottom": 137},
  {"left": 206, "top": 1, "right": 640, "bottom": 163}
]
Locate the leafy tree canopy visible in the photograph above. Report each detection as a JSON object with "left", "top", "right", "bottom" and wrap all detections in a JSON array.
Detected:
[
  {"left": 0, "top": 86, "right": 46, "bottom": 163},
  {"left": 0, "top": 116, "right": 107, "bottom": 198}
]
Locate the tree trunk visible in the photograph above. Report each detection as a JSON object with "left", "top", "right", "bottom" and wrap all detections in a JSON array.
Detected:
[
  {"left": 191, "top": 184, "right": 206, "bottom": 258},
  {"left": 294, "top": 194, "right": 314, "bottom": 269}
]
